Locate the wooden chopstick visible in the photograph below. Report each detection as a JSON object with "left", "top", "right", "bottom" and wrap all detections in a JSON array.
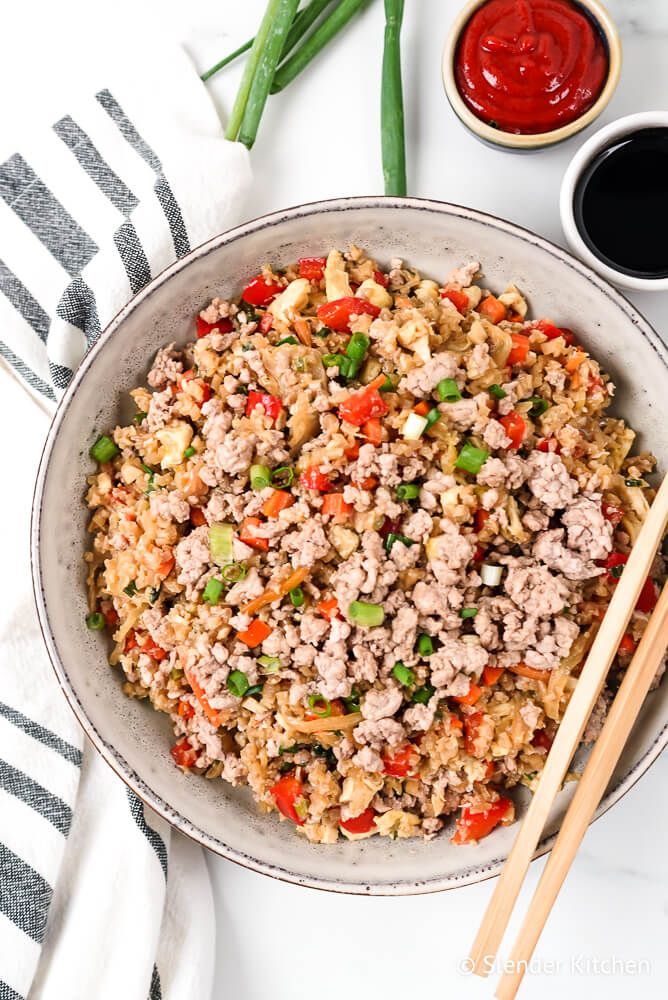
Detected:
[
  {"left": 469, "top": 471, "right": 668, "bottom": 976},
  {"left": 495, "top": 578, "right": 668, "bottom": 1000}
]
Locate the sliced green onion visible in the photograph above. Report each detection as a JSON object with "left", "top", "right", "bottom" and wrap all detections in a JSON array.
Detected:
[
  {"left": 170, "top": 667, "right": 184, "bottom": 681},
  {"left": 294, "top": 798, "right": 309, "bottom": 820},
  {"left": 227, "top": 670, "right": 250, "bottom": 698},
  {"left": 392, "top": 661, "right": 415, "bottom": 686},
  {"left": 481, "top": 563, "right": 503, "bottom": 586},
  {"left": 141, "top": 462, "right": 156, "bottom": 495},
  {"left": 343, "top": 687, "right": 361, "bottom": 713},
  {"left": 312, "top": 743, "right": 337, "bottom": 767},
  {"left": 209, "top": 523, "right": 234, "bottom": 566},
  {"left": 85, "top": 612, "right": 105, "bottom": 630},
  {"left": 384, "top": 532, "right": 414, "bottom": 553},
  {"left": 203, "top": 578, "right": 224, "bottom": 605},
  {"left": 258, "top": 654, "right": 281, "bottom": 673},
  {"left": 381, "top": 0, "right": 406, "bottom": 196},
  {"left": 183, "top": 446, "right": 196, "bottom": 459},
  {"left": 271, "top": 0, "right": 372, "bottom": 94},
  {"left": 322, "top": 352, "right": 347, "bottom": 369},
  {"left": 222, "top": 562, "right": 248, "bottom": 583},
  {"left": 436, "top": 378, "right": 461, "bottom": 403},
  {"left": 307, "top": 693, "right": 332, "bottom": 718},
  {"left": 149, "top": 586, "right": 161, "bottom": 604},
  {"left": 402, "top": 411, "right": 428, "bottom": 440},
  {"left": 314, "top": 326, "right": 331, "bottom": 338},
  {"left": 417, "top": 633, "right": 433, "bottom": 657},
  {"left": 624, "top": 478, "right": 644, "bottom": 488},
  {"left": 455, "top": 441, "right": 489, "bottom": 475},
  {"left": 379, "top": 374, "right": 396, "bottom": 392},
  {"left": 346, "top": 332, "right": 370, "bottom": 362},
  {"left": 289, "top": 586, "right": 305, "bottom": 608},
  {"left": 123, "top": 581, "right": 138, "bottom": 598},
  {"left": 90, "top": 435, "right": 119, "bottom": 463},
  {"left": 412, "top": 684, "right": 435, "bottom": 704},
  {"left": 277, "top": 336, "right": 299, "bottom": 345},
  {"left": 133, "top": 411, "right": 147, "bottom": 425},
  {"left": 348, "top": 600, "right": 385, "bottom": 627},
  {"left": 460, "top": 607, "right": 478, "bottom": 619},
  {"left": 339, "top": 356, "right": 360, "bottom": 380},
  {"left": 396, "top": 483, "right": 420, "bottom": 500},
  {"left": 425, "top": 407, "right": 441, "bottom": 429},
  {"left": 293, "top": 357, "right": 306, "bottom": 372},
  {"left": 488, "top": 384, "right": 507, "bottom": 400},
  {"left": 528, "top": 396, "right": 549, "bottom": 418},
  {"left": 272, "top": 466, "right": 295, "bottom": 488},
  {"left": 250, "top": 464, "right": 272, "bottom": 490},
  {"left": 610, "top": 563, "right": 625, "bottom": 579},
  {"left": 246, "top": 683, "right": 264, "bottom": 699}
]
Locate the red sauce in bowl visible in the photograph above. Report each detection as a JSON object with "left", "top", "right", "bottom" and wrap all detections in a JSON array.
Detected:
[{"left": 455, "top": 0, "right": 609, "bottom": 135}]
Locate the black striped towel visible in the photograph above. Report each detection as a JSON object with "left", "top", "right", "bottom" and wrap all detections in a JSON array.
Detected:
[{"left": 0, "top": 47, "right": 251, "bottom": 999}]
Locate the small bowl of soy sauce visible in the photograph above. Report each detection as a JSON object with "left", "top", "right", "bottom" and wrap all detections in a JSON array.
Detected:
[{"left": 560, "top": 111, "right": 668, "bottom": 290}]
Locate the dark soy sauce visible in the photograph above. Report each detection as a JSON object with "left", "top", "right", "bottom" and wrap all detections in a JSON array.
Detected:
[{"left": 574, "top": 127, "right": 668, "bottom": 279}]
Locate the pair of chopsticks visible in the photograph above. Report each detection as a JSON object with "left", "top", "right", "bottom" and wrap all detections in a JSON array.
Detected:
[{"left": 469, "top": 473, "right": 668, "bottom": 999}]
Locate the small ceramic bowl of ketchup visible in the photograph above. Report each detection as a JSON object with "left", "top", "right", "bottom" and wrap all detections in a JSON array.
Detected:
[{"left": 442, "top": 0, "right": 622, "bottom": 151}]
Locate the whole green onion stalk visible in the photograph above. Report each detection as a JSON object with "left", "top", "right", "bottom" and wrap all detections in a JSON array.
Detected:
[
  {"left": 225, "top": 0, "right": 300, "bottom": 147},
  {"left": 201, "top": 0, "right": 333, "bottom": 83},
  {"left": 271, "top": 0, "right": 373, "bottom": 93},
  {"left": 381, "top": 0, "right": 406, "bottom": 196}
]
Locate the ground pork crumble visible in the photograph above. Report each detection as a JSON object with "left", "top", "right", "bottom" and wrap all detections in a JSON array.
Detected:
[{"left": 84, "top": 247, "right": 664, "bottom": 847}]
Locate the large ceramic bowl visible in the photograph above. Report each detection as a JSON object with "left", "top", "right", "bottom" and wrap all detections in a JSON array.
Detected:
[{"left": 32, "top": 197, "right": 668, "bottom": 895}]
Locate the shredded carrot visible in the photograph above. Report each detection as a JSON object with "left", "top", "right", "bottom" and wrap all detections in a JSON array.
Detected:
[
  {"left": 413, "top": 401, "right": 430, "bottom": 416},
  {"left": 394, "top": 295, "right": 412, "bottom": 309},
  {"left": 565, "top": 350, "right": 586, "bottom": 374},
  {"left": 241, "top": 566, "right": 309, "bottom": 616},
  {"left": 237, "top": 618, "right": 272, "bottom": 648},
  {"left": 363, "top": 417, "right": 383, "bottom": 446},
  {"left": 452, "top": 683, "right": 482, "bottom": 706},
  {"left": 185, "top": 667, "right": 223, "bottom": 727},
  {"left": 483, "top": 665, "right": 504, "bottom": 686},
  {"left": 239, "top": 516, "right": 269, "bottom": 551},
  {"left": 294, "top": 317, "right": 312, "bottom": 347},
  {"left": 261, "top": 490, "right": 295, "bottom": 519},
  {"left": 344, "top": 440, "right": 360, "bottom": 461},
  {"left": 318, "top": 597, "right": 340, "bottom": 621},
  {"left": 509, "top": 662, "right": 552, "bottom": 681},
  {"left": 353, "top": 476, "right": 378, "bottom": 490}
]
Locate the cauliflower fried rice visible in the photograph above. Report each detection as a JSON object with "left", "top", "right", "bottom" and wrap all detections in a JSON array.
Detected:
[{"left": 84, "top": 247, "right": 665, "bottom": 845}]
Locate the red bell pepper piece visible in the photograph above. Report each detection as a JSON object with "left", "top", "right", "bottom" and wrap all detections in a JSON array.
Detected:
[
  {"left": 190, "top": 506, "right": 207, "bottom": 527},
  {"left": 140, "top": 636, "right": 168, "bottom": 661},
  {"left": 299, "top": 467, "right": 333, "bottom": 492},
  {"left": 298, "top": 256, "right": 327, "bottom": 280},
  {"left": 246, "top": 390, "right": 282, "bottom": 423},
  {"left": 536, "top": 437, "right": 560, "bottom": 453},
  {"left": 533, "top": 319, "right": 575, "bottom": 345},
  {"left": 196, "top": 315, "right": 233, "bottom": 339},
  {"left": 316, "top": 296, "right": 380, "bottom": 332},
  {"left": 499, "top": 411, "right": 526, "bottom": 450},
  {"left": 373, "top": 269, "right": 389, "bottom": 288},
  {"left": 340, "top": 807, "right": 376, "bottom": 834},
  {"left": 241, "top": 275, "right": 283, "bottom": 306},
  {"left": 259, "top": 312, "right": 274, "bottom": 333},
  {"left": 321, "top": 493, "right": 353, "bottom": 523},
  {"left": 440, "top": 288, "right": 469, "bottom": 313},
  {"left": 239, "top": 516, "right": 269, "bottom": 551},
  {"left": 178, "top": 699, "right": 195, "bottom": 720},
  {"left": 338, "top": 374, "right": 389, "bottom": 428},
  {"left": 270, "top": 773, "right": 307, "bottom": 824},
  {"left": 602, "top": 552, "right": 658, "bottom": 613},
  {"left": 317, "top": 597, "right": 340, "bottom": 621},
  {"left": 170, "top": 739, "right": 198, "bottom": 768},
  {"left": 382, "top": 744, "right": 417, "bottom": 778},
  {"left": 451, "top": 796, "right": 513, "bottom": 844},
  {"left": 531, "top": 729, "right": 553, "bottom": 752},
  {"left": 474, "top": 508, "right": 489, "bottom": 533},
  {"left": 478, "top": 295, "right": 507, "bottom": 324},
  {"left": 482, "top": 665, "right": 504, "bottom": 686},
  {"left": 363, "top": 417, "right": 383, "bottom": 446}
]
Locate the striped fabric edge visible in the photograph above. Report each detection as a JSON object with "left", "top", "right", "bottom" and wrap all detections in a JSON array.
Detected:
[
  {"left": 148, "top": 963, "right": 162, "bottom": 1000},
  {"left": 0, "top": 702, "right": 83, "bottom": 766},
  {"left": 0, "top": 979, "right": 25, "bottom": 1000},
  {"left": 126, "top": 789, "right": 168, "bottom": 881}
]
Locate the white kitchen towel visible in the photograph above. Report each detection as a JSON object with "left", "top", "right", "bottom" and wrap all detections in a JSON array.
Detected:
[{"left": 0, "top": 44, "right": 252, "bottom": 1000}]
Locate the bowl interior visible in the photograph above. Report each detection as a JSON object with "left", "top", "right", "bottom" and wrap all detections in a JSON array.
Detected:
[{"left": 33, "top": 198, "right": 668, "bottom": 894}]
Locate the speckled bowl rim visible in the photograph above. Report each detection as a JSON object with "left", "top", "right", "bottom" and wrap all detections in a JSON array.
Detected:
[
  {"left": 31, "top": 196, "right": 668, "bottom": 895},
  {"left": 442, "top": 0, "right": 622, "bottom": 151}
]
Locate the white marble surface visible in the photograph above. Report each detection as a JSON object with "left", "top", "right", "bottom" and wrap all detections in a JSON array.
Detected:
[{"left": 2, "top": 1, "right": 667, "bottom": 997}]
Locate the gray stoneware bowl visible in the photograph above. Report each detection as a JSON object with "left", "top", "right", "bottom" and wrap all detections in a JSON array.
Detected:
[{"left": 32, "top": 197, "right": 668, "bottom": 895}]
